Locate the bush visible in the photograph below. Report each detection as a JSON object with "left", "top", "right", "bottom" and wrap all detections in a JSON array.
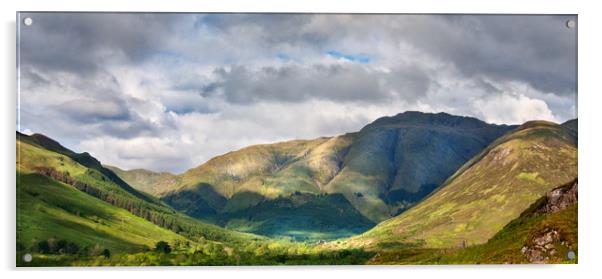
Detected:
[
  {"left": 34, "top": 240, "right": 50, "bottom": 254},
  {"left": 64, "top": 242, "right": 80, "bottom": 254},
  {"left": 102, "top": 249, "right": 111, "bottom": 258},
  {"left": 16, "top": 242, "right": 25, "bottom": 252},
  {"left": 155, "top": 241, "right": 172, "bottom": 254}
]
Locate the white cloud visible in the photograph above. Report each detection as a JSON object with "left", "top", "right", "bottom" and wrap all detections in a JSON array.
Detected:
[{"left": 473, "top": 93, "right": 557, "bottom": 125}]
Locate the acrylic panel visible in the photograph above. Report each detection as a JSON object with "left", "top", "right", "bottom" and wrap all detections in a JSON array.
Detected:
[{"left": 16, "top": 13, "right": 578, "bottom": 266}]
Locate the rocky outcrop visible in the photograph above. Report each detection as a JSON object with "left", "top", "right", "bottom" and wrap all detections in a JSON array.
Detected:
[
  {"left": 536, "top": 179, "right": 578, "bottom": 214},
  {"left": 521, "top": 179, "right": 578, "bottom": 263},
  {"left": 521, "top": 228, "right": 562, "bottom": 263}
]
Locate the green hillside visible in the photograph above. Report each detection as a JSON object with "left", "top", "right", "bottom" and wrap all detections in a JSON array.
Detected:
[
  {"left": 17, "top": 171, "right": 187, "bottom": 254},
  {"left": 16, "top": 133, "right": 259, "bottom": 257},
  {"left": 368, "top": 179, "right": 578, "bottom": 264},
  {"left": 216, "top": 193, "right": 375, "bottom": 240},
  {"left": 347, "top": 120, "right": 577, "bottom": 248}
]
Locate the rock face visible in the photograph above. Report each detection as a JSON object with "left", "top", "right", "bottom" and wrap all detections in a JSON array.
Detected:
[
  {"left": 536, "top": 180, "right": 578, "bottom": 214},
  {"left": 521, "top": 179, "right": 578, "bottom": 263},
  {"left": 521, "top": 228, "right": 562, "bottom": 263}
]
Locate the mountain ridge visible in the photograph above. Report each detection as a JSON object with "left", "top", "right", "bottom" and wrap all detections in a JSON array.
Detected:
[{"left": 110, "top": 111, "right": 519, "bottom": 239}]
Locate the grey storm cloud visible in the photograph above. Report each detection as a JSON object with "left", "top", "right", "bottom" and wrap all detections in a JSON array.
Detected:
[
  {"left": 210, "top": 64, "right": 431, "bottom": 104},
  {"left": 19, "top": 13, "right": 183, "bottom": 75},
  {"left": 403, "top": 15, "right": 577, "bottom": 96},
  {"left": 193, "top": 14, "right": 576, "bottom": 97},
  {"left": 52, "top": 98, "right": 131, "bottom": 122},
  {"left": 19, "top": 13, "right": 577, "bottom": 98},
  {"left": 196, "top": 14, "right": 332, "bottom": 49},
  {"left": 212, "top": 64, "right": 430, "bottom": 103}
]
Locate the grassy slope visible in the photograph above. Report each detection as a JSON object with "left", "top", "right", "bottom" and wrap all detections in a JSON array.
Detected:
[
  {"left": 217, "top": 193, "right": 375, "bottom": 241},
  {"left": 174, "top": 135, "right": 353, "bottom": 199},
  {"left": 368, "top": 201, "right": 577, "bottom": 264},
  {"left": 347, "top": 121, "right": 577, "bottom": 248},
  {"left": 17, "top": 134, "right": 259, "bottom": 250},
  {"left": 17, "top": 172, "right": 187, "bottom": 253}
]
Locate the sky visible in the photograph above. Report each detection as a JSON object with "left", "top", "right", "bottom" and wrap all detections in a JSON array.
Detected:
[{"left": 18, "top": 13, "right": 577, "bottom": 173}]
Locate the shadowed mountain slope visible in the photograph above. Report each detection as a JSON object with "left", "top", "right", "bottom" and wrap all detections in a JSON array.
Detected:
[{"left": 346, "top": 120, "right": 577, "bottom": 248}]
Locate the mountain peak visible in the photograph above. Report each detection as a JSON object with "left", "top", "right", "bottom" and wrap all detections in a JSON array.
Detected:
[{"left": 362, "top": 111, "right": 506, "bottom": 131}]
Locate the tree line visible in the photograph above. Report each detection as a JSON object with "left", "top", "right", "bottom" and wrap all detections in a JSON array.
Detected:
[{"left": 32, "top": 166, "right": 243, "bottom": 243}]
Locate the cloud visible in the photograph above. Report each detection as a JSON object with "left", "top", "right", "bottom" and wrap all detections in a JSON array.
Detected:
[
  {"left": 53, "top": 98, "right": 130, "bottom": 122},
  {"left": 211, "top": 63, "right": 431, "bottom": 104},
  {"left": 79, "top": 136, "right": 194, "bottom": 173},
  {"left": 473, "top": 93, "right": 556, "bottom": 125},
  {"left": 18, "top": 13, "right": 577, "bottom": 172},
  {"left": 19, "top": 13, "right": 183, "bottom": 75}
]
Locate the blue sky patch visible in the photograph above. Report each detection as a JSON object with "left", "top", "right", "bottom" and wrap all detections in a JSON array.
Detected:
[{"left": 326, "top": 50, "right": 371, "bottom": 64}]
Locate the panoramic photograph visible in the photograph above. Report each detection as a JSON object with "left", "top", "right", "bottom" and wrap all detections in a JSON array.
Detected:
[{"left": 16, "top": 13, "right": 577, "bottom": 266}]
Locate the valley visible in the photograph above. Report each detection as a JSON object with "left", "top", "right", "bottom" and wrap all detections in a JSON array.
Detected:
[{"left": 16, "top": 112, "right": 578, "bottom": 266}]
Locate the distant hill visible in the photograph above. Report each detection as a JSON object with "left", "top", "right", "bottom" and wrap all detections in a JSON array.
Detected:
[
  {"left": 346, "top": 120, "right": 577, "bottom": 248},
  {"left": 104, "top": 165, "right": 178, "bottom": 197},
  {"left": 111, "top": 112, "right": 515, "bottom": 239}
]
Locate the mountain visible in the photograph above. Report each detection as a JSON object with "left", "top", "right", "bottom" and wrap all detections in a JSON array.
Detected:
[
  {"left": 322, "top": 112, "right": 515, "bottom": 221},
  {"left": 346, "top": 120, "right": 577, "bottom": 249},
  {"left": 104, "top": 165, "right": 178, "bottom": 197},
  {"left": 117, "top": 112, "right": 515, "bottom": 239},
  {"left": 16, "top": 132, "right": 258, "bottom": 257},
  {"left": 561, "top": 118, "right": 578, "bottom": 142}
]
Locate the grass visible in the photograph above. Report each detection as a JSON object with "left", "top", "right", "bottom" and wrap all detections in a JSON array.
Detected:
[
  {"left": 19, "top": 239, "right": 376, "bottom": 266},
  {"left": 217, "top": 193, "right": 375, "bottom": 241},
  {"left": 17, "top": 172, "right": 187, "bottom": 254},
  {"left": 368, "top": 203, "right": 577, "bottom": 264}
]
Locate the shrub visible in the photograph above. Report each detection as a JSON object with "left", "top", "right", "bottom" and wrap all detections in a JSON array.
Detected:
[
  {"left": 155, "top": 241, "right": 172, "bottom": 254},
  {"left": 102, "top": 249, "right": 111, "bottom": 258}
]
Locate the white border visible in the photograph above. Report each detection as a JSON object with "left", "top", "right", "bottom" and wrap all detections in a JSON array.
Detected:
[{"left": 2, "top": 1, "right": 601, "bottom": 278}]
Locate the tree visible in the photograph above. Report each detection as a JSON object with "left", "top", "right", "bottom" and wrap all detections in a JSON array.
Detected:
[
  {"left": 65, "top": 242, "right": 80, "bottom": 255},
  {"left": 35, "top": 240, "right": 50, "bottom": 254},
  {"left": 16, "top": 242, "right": 25, "bottom": 252},
  {"left": 155, "top": 241, "right": 172, "bottom": 254},
  {"left": 101, "top": 248, "right": 111, "bottom": 258}
]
